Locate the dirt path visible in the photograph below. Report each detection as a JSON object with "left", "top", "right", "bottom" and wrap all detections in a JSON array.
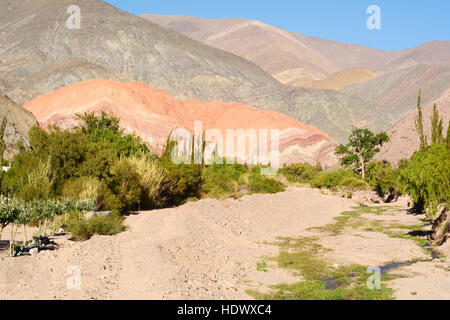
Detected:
[{"left": 0, "top": 187, "right": 448, "bottom": 300}]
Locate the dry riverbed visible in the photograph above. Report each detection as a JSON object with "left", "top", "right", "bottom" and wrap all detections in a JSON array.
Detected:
[{"left": 0, "top": 187, "right": 448, "bottom": 300}]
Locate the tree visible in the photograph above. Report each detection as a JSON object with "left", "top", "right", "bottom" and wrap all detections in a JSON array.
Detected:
[
  {"left": 335, "top": 128, "right": 389, "bottom": 179},
  {"left": 430, "top": 104, "right": 444, "bottom": 145},
  {"left": 414, "top": 89, "right": 429, "bottom": 150}
]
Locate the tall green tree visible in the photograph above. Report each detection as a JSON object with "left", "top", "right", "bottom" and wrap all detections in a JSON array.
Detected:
[
  {"left": 414, "top": 89, "right": 429, "bottom": 150},
  {"left": 335, "top": 128, "right": 389, "bottom": 179},
  {"left": 430, "top": 104, "right": 444, "bottom": 145}
]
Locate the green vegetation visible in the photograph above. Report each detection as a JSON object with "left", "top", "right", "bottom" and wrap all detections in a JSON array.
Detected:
[
  {"left": 311, "top": 169, "right": 369, "bottom": 191},
  {"left": 248, "top": 234, "right": 395, "bottom": 300},
  {"left": 248, "top": 166, "right": 285, "bottom": 194},
  {"left": 278, "top": 163, "right": 322, "bottom": 184},
  {"left": 65, "top": 211, "right": 126, "bottom": 241},
  {"left": 335, "top": 128, "right": 389, "bottom": 179},
  {"left": 365, "top": 160, "right": 408, "bottom": 200}
]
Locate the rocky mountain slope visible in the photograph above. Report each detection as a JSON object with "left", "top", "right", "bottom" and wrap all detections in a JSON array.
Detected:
[
  {"left": 376, "top": 89, "right": 450, "bottom": 165},
  {"left": 0, "top": 0, "right": 387, "bottom": 143},
  {"left": 0, "top": 93, "right": 37, "bottom": 159},
  {"left": 23, "top": 79, "right": 339, "bottom": 167},
  {"left": 142, "top": 14, "right": 450, "bottom": 84},
  {"left": 300, "top": 68, "right": 376, "bottom": 90},
  {"left": 341, "top": 64, "right": 450, "bottom": 126},
  {"left": 141, "top": 14, "right": 341, "bottom": 86}
]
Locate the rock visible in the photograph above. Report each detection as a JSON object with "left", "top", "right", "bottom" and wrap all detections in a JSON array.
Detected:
[{"left": 29, "top": 248, "right": 39, "bottom": 256}]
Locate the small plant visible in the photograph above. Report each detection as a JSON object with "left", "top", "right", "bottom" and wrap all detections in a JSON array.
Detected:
[{"left": 256, "top": 260, "right": 269, "bottom": 272}]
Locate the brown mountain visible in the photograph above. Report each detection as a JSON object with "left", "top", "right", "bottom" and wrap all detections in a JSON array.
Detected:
[
  {"left": 141, "top": 14, "right": 450, "bottom": 84},
  {"left": 0, "top": 0, "right": 386, "bottom": 143},
  {"left": 341, "top": 64, "right": 450, "bottom": 126},
  {"left": 23, "top": 79, "right": 339, "bottom": 167},
  {"left": 297, "top": 68, "right": 377, "bottom": 90},
  {"left": 141, "top": 14, "right": 340, "bottom": 86},
  {"left": 376, "top": 89, "right": 450, "bottom": 165},
  {"left": 0, "top": 93, "right": 38, "bottom": 160}
]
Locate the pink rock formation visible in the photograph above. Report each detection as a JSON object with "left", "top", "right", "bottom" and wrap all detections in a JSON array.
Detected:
[{"left": 23, "top": 79, "right": 338, "bottom": 167}]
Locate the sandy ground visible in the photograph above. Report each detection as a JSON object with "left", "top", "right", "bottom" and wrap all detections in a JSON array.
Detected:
[{"left": 0, "top": 187, "right": 448, "bottom": 300}]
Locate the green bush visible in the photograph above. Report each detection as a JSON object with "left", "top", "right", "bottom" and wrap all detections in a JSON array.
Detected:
[
  {"left": 249, "top": 166, "right": 285, "bottom": 194},
  {"left": 203, "top": 164, "right": 248, "bottom": 198},
  {"left": 126, "top": 156, "right": 175, "bottom": 209},
  {"left": 279, "top": 163, "right": 322, "bottom": 183},
  {"left": 160, "top": 161, "right": 204, "bottom": 205},
  {"left": 65, "top": 211, "right": 126, "bottom": 241},
  {"left": 406, "top": 144, "right": 450, "bottom": 217},
  {"left": 311, "top": 169, "right": 368, "bottom": 191},
  {"left": 365, "top": 161, "right": 407, "bottom": 200},
  {"left": 109, "top": 159, "right": 142, "bottom": 213}
]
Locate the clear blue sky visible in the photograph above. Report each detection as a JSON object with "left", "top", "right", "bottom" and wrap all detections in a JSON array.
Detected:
[{"left": 104, "top": 0, "right": 449, "bottom": 51}]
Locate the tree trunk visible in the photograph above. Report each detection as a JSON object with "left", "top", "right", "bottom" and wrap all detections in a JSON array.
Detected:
[
  {"left": 358, "top": 154, "right": 365, "bottom": 180},
  {"left": 429, "top": 205, "right": 449, "bottom": 246}
]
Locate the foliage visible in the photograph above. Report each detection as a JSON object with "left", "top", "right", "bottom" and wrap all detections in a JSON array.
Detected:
[
  {"left": 406, "top": 144, "right": 450, "bottom": 217},
  {"left": 279, "top": 163, "right": 322, "bottom": 183},
  {"left": 415, "top": 90, "right": 428, "bottom": 151},
  {"left": 249, "top": 166, "right": 285, "bottom": 194},
  {"left": 365, "top": 161, "right": 407, "bottom": 200},
  {"left": 126, "top": 156, "right": 174, "bottom": 209},
  {"left": 109, "top": 158, "right": 142, "bottom": 212},
  {"left": 65, "top": 211, "right": 126, "bottom": 241},
  {"left": 335, "top": 128, "right": 389, "bottom": 179},
  {"left": 160, "top": 160, "right": 204, "bottom": 205},
  {"left": 203, "top": 164, "right": 247, "bottom": 198},
  {"left": 430, "top": 104, "right": 444, "bottom": 145},
  {"left": 311, "top": 169, "right": 368, "bottom": 191}
]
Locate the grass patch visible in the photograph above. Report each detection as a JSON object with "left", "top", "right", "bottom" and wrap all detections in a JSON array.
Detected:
[{"left": 248, "top": 236, "right": 395, "bottom": 300}]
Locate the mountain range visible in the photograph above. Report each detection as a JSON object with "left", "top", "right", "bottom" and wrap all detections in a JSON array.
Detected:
[
  {"left": 0, "top": 0, "right": 389, "bottom": 143},
  {"left": 22, "top": 79, "right": 339, "bottom": 167},
  {"left": 0, "top": 0, "right": 448, "bottom": 162},
  {"left": 141, "top": 14, "right": 450, "bottom": 86}
]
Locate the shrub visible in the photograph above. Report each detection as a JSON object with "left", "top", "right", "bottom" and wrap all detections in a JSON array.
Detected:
[
  {"left": 126, "top": 156, "right": 174, "bottom": 209},
  {"left": 160, "top": 161, "right": 204, "bottom": 205},
  {"left": 109, "top": 159, "right": 142, "bottom": 212},
  {"left": 249, "top": 166, "right": 285, "bottom": 194},
  {"left": 62, "top": 176, "right": 102, "bottom": 202},
  {"left": 311, "top": 169, "right": 368, "bottom": 191},
  {"left": 406, "top": 144, "right": 450, "bottom": 217},
  {"left": 279, "top": 163, "right": 322, "bottom": 183},
  {"left": 365, "top": 161, "right": 406, "bottom": 200},
  {"left": 65, "top": 211, "right": 126, "bottom": 241},
  {"left": 203, "top": 164, "right": 248, "bottom": 198}
]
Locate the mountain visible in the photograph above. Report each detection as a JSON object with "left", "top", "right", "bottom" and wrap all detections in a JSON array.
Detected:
[
  {"left": 0, "top": 93, "right": 38, "bottom": 160},
  {"left": 298, "top": 68, "right": 377, "bottom": 90},
  {"left": 141, "top": 14, "right": 341, "bottom": 86},
  {"left": 141, "top": 14, "right": 450, "bottom": 83},
  {"left": 376, "top": 89, "right": 450, "bottom": 165},
  {"left": 22, "top": 79, "right": 339, "bottom": 167},
  {"left": 341, "top": 64, "right": 450, "bottom": 126},
  {"left": 0, "top": 0, "right": 390, "bottom": 143}
]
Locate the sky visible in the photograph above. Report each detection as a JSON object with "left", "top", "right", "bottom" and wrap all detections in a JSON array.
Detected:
[{"left": 104, "top": 0, "right": 449, "bottom": 51}]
